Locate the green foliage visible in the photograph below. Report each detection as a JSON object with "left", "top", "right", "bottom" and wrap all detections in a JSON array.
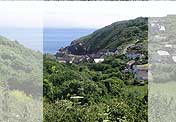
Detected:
[
  {"left": 43, "top": 17, "right": 148, "bottom": 122},
  {"left": 65, "top": 17, "right": 148, "bottom": 55},
  {"left": 43, "top": 54, "right": 148, "bottom": 121},
  {"left": 0, "top": 36, "right": 42, "bottom": 96},
  {"left": 0, "top": 36, "right": 43, "bottom": 121}
]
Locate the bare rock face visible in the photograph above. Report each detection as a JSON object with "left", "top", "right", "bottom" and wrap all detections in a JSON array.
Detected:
[{"left": 65, "top": 41, "right": 88, "bottom": 55}]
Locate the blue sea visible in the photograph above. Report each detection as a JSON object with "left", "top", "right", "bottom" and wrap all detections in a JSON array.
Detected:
[
  {"left": 43, "top": 28, "right": 95, "bottom": 54},
  {"left": 0, "top": 28, "right": 95, "bottom": 54},
  {"left": 0, "top": 27, "right": 43, "bottom": 52}
]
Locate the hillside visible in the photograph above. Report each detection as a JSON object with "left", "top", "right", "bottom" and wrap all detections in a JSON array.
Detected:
[
  {"left": 43, "top": 54, "right": 148, "bottom": 122},
  {"left": 63, "top": 17, "right": 148, "bottom": 55},
  {"left": 0, "top": 36, "right": 43, "bottom": 121},
  {"left": 0, "top": 36, "right": 42, "bottom": 96},
  {"left": 44, "top": 17, "right": 148, "bottom": 121}
]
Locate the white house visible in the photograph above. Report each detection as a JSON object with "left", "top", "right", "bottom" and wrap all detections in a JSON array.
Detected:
[
  {"left": 157, "top": 50, "right": 170, "bottom": 56},
  {"left": 165, "top": 44, "right": 172, "bottom": 48},
  {"left": 58, "top": 60, "right": 66, "bottom": 63},
  {"left": 94, "top": 58, "right": 104, "bottom": 63},
  {"left": 172, "top": 56, "right": 176, "bottom": 63},
  {"left": 159, "top": 25, "right": 165, "bottom": 31}
]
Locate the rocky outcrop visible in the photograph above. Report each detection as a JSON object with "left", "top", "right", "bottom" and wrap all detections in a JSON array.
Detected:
[{"left": 60, "top": 17, "right": 148, "bottom": 55}]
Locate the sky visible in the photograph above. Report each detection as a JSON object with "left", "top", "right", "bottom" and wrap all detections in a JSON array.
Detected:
[
  {"left": 0, "top": 1, "right": 176, "bottom": 51},
  {"left": 0, "top": 2, "right": 175, "bottom": 29},
  {"left": 44, "top": 1, "right": 169, "bottom": 28}
]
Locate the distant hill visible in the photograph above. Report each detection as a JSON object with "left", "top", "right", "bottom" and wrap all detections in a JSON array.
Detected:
[
  {"left": 63, "top": 17, "right": 148, "bottom": 55},
  {"left": 0, "top": 36, "right": 42, "bottom": 96}
]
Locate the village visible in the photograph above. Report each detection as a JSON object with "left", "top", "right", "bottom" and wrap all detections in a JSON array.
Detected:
[
  {"left": 55, "top": 39, "right": 149, "bottom": 84},
  {"left": 150, "top": 16, "right": 176, "bottom": 64},
  {"left": 54, "top": 15, "right": 176, "bottom": 85}
]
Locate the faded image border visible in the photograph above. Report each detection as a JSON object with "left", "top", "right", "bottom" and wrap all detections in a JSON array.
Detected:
[
  {"left": 0, "top": 27, "right": 43, "bottom": 121},
  {"left": 148, "top": 15, "right": 176, "bottom": 122}
]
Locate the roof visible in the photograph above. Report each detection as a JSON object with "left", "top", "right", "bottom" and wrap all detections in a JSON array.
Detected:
[
  {"left": 134, "top": 64, "right": 148, "bottom": 70},
  {"left": 127, "top": 60, "right": 135, "bottom": 65},
  {"left": 136, "top": 70, "right": 148, "bottom": 80},
  {"left": 94, "top": 58, "right": 104, "bottom": 63},
  {"left": 157, "top": 50, "right": 170, "bottom": 56}
]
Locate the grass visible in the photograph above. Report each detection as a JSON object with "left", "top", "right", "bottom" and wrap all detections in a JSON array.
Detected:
[{"left": 125, "top": 84, "right": 147, "bottom": 98}]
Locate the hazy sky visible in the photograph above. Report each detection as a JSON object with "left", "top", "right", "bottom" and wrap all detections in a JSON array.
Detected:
[
  {"left": 44, "top": 2, "right": 168, "bottom": 28},
  {"left": 0, "top": 2, "right": 175, "bottom": 29},
  {"left": 0, "top": 2, "right": 175, "bottom": 51}
]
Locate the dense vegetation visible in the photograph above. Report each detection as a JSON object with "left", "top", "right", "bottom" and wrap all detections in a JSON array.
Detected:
[
  {"left": 44, "top": 17, "right": 148, "bottom": 121},
  {"left": 0, "top": 36, "right": 42, "bottom": 121},
  {"left": 64, "top": 17, "right": 148, "bottom": 55},
  {"left": 0, "top": 17, "right": 149, "bottom": 121},
  {"left": 43, "top": 54, "right": 148, "bottom": 122},
  {"left": 0, "top": 36, "right": 42, "bottom": 96},
  {"left": 148, "top": 16, "right": 176, "bottom": 122}
]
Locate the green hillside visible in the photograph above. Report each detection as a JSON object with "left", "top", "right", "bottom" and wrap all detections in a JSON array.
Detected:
[
  {"left": 43, "top": 54, "right": 148, "bottom": 122},
  {"left": 0, "top": 36, "right": 42, "bottom": 121},
  {"left": 64, "top": 17, "right": 148, "bottom": 55},
  {"left": 0, "top": 36, "right": 42, "bottom": 96},
  {"left": 44, "top": 17, "right": 148, "bottom": 121}
]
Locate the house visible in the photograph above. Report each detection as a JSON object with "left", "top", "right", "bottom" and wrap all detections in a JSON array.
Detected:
[
  {"left": 127, "top": 60, "right": 136, "bottom": 70},
  {"left": 172, "top": 56, "right": 176, "bottom": 63},
  {"left": 126, "top": 52, "right": 142, "bottom": 59},
  {"left": 69, "top": 57, "right": 75, "bottom": 64},
  {"left": 135, "top": 70, "right": 148, "bottom": 80},
  {"left": 105, "top": 52, "right": 114, "bottom": 56},
  {"left": 114, "top": 50, "right": 119, "bottom": 55},
  {"left": 159, "top": 25, "right": 165, "bottom": 31},
  {"left": 157, "top": 50, "right": 170, "bottom": 56},
  {"left": 57, "top": 57, "right": 67, "bottom": 63},
  {"left": 165, "top": 44, "right": 172, "bottom": 48},
  {"left": 132, "top": 64, "right": 148, "bottom": 80},
  {"left": 58, "top": 60, "right": 66, "bottom": 63},
  {"left": 150, "top": 23, "right": 165, "bottom": 32},
  {"left": 94, "top": 58, "right": 104, "bottom": 63}
]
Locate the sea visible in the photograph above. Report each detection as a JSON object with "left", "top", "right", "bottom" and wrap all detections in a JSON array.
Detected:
[
  {"left": 0, "top": 27, "right": 43, "bottom": 52},
  {"left": 0, "top": 28, "right": 95, "bottom": 54},
  {"left": 44, "top": 28, "right": 95, "bottom": 54}
]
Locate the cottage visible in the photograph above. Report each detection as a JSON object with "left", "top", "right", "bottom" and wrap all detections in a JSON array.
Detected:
[
  {"left": 157, "top": 50, "right": 170, "bottom": 56},
  {"left": 126, "top": 52, "right": 142, "bottom": 59},
  {"left": 132, "top": 64, "right": 148, "bottom": 80},
  {"left": 114, "top": 50, "right": 119, "bottom": 55},
  {"left": 57, "top": 57, "right": 67, "bottom": 63},
  {"left": 127, "top": 60, "right": 136, "bottom": 70},
  {"left": 58, "top": 60, "right": 66, "bottom": 63},
  {"left": 69, "top": 57, "right": 75, "bottom": 64},
  {"left": 165, "top": 44, "right": 172, "bottom": 48},
  {"left": 135, "top": 70, "right": 148, "bottom": 80},
  {"left": 94, "top": 58, "right": 104, "bottom": 63},
  {"left": 151, "top": 23, "right": 165, "bottom": 32},
  {"left": 105, "top": 52, "right": 114, "bottom": 56},
  {"left": 159, "top": 25, "right": 165, "bottom": 31}
]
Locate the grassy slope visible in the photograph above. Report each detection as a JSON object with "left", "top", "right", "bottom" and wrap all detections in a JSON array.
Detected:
[
  {"left": 0, "top": 36, "right": 42, "bottom": 96},
  {"left": 66, "top": 17, "right": 148, "bottom": 54}
]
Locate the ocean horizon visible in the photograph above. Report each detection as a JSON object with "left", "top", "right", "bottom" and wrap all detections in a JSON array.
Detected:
[
  {"left": 43, "top": 28, "right": 96, "bottom": 54},
  {"left": 0, "top": 27, "right": 43, "bottom": 52},
  {"left": 0, "top": 27, "right": 96, "bottom": 54}
]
